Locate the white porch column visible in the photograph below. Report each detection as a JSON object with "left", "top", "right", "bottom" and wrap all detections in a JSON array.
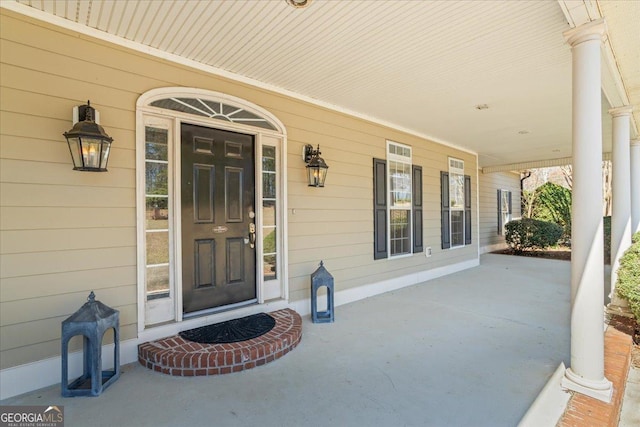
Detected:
[
  {"left": 609, "top": 106, "right": 633, "bottom": 311},
  {"left": 561, "top": 19, "right": 612, "bottom": 403},
  {"left": 632, "top": 139, "right": 640, "bottom": 235}
]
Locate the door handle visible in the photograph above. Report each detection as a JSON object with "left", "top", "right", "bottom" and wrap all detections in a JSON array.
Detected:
[{"left": 248, "top": 223, "right": 256, "bottom": 249}]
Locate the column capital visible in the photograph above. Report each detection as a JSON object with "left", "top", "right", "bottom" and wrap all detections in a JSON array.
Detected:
[
  {"left": 632, "top": 139, "right": 640, "bottom": 147},
  {"left": 563, "top": 18, "right": 607, "bottom": 47},
  {"left": 608, "top": 106, "right": 633, "bottom": 117}
]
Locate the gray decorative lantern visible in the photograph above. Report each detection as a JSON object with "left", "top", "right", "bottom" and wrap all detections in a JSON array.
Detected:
[
  {"left": 310, "top": 261, "right": 334, "bottom": 323},
  {"left": 63, "top": 101, "right": 114, "bottom": 172},
  {"left": 303, "top": 144, "right": 329, "bottom": 187},
  {"left": 61, "top": 291, "right": 120, "bottom": 397}
]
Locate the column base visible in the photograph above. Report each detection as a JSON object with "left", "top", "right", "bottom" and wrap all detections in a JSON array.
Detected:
[{"left": 561, "top": 368, "right": 613, "bottom": 403}]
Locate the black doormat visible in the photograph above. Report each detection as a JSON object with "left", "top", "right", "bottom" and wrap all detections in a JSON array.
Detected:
[{"left": 179, "top": 313, "right": 276, "bottom": 344}]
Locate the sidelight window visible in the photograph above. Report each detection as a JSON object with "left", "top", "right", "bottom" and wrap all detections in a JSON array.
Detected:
[
  {"left": 145, "top": 126, "right": 172, "bottom": 301},
  {"left": 262, "top": 145, "right": 278, "bottom": 281}
]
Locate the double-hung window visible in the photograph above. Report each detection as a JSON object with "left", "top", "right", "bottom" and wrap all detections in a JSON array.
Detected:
[
  {"left": 388, "top": 142, "right": 412, "bottom": 256},
  {"left": 497, "top": 189, "right": 512, "bottom": 235},
  {"left": 449, "top": 158, "right": 465, "bottom": 247},
  {"left": 440, "top": 157, "right": 471, "bottom": 249},
  {"left": 373, "top": 141, "right": 423, "bottom": 259}
]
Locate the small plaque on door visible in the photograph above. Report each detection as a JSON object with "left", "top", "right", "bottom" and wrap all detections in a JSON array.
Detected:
[{"left": 213, "top": 226, "right": 228, "bottom": 233}]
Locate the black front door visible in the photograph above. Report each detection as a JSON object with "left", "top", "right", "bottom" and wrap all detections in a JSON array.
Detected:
[{"left": 181, "top": 123, "right": 256, "bottom": 314}]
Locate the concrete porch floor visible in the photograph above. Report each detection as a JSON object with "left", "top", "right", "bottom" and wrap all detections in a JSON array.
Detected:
[{"left": 0, "top": 254, "right": 624, "bottom": 426}]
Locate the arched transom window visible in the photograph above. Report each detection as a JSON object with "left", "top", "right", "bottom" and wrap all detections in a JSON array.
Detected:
[{"left": 150, "top": 97, "right": 277, "bottom": 131}]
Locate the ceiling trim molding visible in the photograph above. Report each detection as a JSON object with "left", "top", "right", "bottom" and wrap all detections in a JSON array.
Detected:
[
  {"left": 0, "top": 1, "right": 478, "bottom": 157},
  {"left": 483, "top": 157, "right": 571, "bottom": 174},
  {"left": 482, "top": 152, "right": 612, "bottom": 173}
]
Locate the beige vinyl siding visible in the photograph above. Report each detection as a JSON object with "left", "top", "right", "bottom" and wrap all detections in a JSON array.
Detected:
[
  {"left": 478, "top": 170, "right": 522, "bottom": 252},
  {"left": 0, "top": 9, "right": 477, "bottom": 369}
]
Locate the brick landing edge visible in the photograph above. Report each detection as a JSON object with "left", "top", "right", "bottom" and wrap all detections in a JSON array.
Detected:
[
  {"left": 138, "top": 308, "right": 302, "bottom": 377},
  {"left": 558, "top": 326, "right": 633, "bottom": 427}
]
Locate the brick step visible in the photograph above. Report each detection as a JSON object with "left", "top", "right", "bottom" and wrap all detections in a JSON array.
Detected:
[{"left": 138, "top": 308, "right": 302, "bottom": 377}]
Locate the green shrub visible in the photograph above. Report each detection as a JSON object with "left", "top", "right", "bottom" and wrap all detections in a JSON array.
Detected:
[
  {"left": 616, "top": 232, "right": 640, "bottom": 322},
  {"left": 532, "top": 182, "right": 572, "bottom": 242},
  {"left": 505, "top": 218, "right": 563, "bottom": 253}
]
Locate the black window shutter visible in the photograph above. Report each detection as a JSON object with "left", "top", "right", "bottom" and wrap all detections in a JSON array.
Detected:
[
  {"left": 508, "top": 191, "right": 512, "bottom": 215},
  {"left": 464, "top": 175, "right": 472, "bottom": 245},
  {"left": 412, "top": 165, "right": 423, "bottom": 253},
  {"left": 440, "top": 171, "right": 450, "bottom": 249},
  {"left": 497, "top": 189, "right": 503, "bottom": 235},
  {"left": 373, "top": 158, "right": 388, "bottom": 259}
]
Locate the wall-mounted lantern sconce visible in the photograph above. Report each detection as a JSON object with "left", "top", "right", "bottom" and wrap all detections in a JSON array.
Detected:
[
  {"left": 303, "top": 144, "right": 329, "bottom": 187},
  {"left": 63, "top": 101, "right": 113, "bottom": 172}
]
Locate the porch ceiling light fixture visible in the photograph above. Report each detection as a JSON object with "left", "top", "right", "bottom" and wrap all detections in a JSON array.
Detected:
[
  {"left": 303, "top": 144, "right": 328, "bottom": 187},
  {"left": 63, "top": 100, "right": 113, "bottom": 172},
  {"left": 286, "top": 0, "right": 313, "bottom": 8}
]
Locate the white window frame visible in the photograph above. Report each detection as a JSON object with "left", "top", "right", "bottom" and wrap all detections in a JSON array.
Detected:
[
  {"left": 136, "top": 88, "right": 288, "bottom": 331},
  {"left": 259, "top": 137, "right": 282, "bottom": 300},
  {"left": 499, "top": 189, "right": 511, "bottom": 236},
  {"left": 387, "top": 141, "right": 412, "bottom": 257},
  {"left": 140, "top": 115, "right": 176, "bottom": 326},
  {"left": 449, "top": 157, "right": 465, "bottom": 248}
]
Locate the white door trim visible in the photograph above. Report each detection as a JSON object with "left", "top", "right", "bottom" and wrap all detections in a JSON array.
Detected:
[{"left": 136, "top": 88, "right": 288, "bottom": 332}]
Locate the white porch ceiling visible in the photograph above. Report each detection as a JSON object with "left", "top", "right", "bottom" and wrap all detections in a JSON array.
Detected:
[{"left": 9, "top": 0, "right": 640, "bottom": 168}]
